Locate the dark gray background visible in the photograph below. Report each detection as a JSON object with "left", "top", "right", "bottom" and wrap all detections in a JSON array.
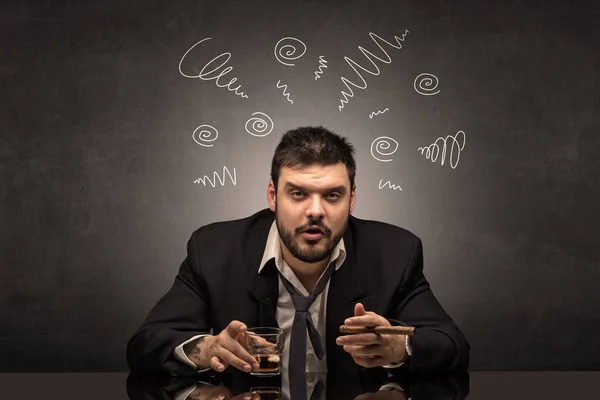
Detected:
[{"left": 1, "top": 0, "right": 599, "bottom": 371}]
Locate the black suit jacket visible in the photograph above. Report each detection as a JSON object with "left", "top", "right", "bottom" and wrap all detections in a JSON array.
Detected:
[{"left": 126, "top": 209, "right": 469, "bottom": 376}]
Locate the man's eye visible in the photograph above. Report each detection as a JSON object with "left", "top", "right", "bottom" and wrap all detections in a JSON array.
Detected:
[
  {"left": 291, "top": 191, "right": 305, "bottom": 198},
  {"left": 326, "top": 193, "right": 341, "bottom": 200}
]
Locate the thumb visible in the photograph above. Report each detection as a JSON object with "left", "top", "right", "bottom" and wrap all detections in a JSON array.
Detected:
[
  {"left": 226, "top": 320, "right": 247, "bottom": 339},
  {"left": 354, "top": 302, "right": 367, "bottom": 316}
]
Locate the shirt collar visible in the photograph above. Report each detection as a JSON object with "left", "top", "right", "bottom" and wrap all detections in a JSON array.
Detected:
[{"left": 258, "top": 220, "right": 346, "bottom": 273}]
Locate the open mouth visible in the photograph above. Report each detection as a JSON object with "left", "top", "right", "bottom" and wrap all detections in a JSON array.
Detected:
[{"left": 301, "top": 227, "right": 325, "bottom": 240}]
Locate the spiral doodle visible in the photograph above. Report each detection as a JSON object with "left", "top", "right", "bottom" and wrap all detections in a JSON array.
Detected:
[
  {"left": 274, "top": 37, "right": 307, "bottom": 66},
  {"left": 192, "top": 124, "right": 219, "bottom": 147},
  {"left": 370, "top": 136, "right": 399, "bottom": 162},
  {"left": 245, "top": 112, "right": 274, "bottom": 137},
  {"left": 414, "top": 73, "right": 440, "bottom": 96}
]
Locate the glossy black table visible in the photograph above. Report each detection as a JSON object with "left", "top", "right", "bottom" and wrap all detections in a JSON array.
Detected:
[{"left": 0, "top": 371, "right": 598, "bottom": 400}]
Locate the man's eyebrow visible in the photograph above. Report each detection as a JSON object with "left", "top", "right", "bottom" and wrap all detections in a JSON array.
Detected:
[{"left": 283, "top": 182, "right": 347, "bottom": 193}]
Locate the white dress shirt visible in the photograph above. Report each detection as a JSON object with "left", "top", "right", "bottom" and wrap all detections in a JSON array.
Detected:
[{"left": 173, "top": 221, "right": 412, "bottom": 397}]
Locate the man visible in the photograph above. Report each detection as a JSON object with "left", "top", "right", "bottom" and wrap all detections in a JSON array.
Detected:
[{"left": 127, "top": 126, "right": 469, "bottom": 394}]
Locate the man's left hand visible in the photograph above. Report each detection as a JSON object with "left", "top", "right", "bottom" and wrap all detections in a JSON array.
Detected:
[{"left": 336, "top": 303, "right": 408, "bottom": 368}]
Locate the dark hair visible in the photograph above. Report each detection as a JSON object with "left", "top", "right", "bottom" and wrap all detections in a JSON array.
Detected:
[{"left": 270, "top": 126, "right": 356, "bottom": 190}]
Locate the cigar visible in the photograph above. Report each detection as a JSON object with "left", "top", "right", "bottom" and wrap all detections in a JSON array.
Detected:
[{"left": 339, "top": 325, "right": 415, "bottom": 335}]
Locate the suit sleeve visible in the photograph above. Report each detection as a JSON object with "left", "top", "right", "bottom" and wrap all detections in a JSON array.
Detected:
[
  {"left": 388, "top": 237, "right": 470, "bottom": 374},
  {"left": 126, "top": 230, "right": 213, "bottom": 375}
]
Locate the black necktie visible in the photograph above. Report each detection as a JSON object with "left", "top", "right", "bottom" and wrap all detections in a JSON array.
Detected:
[{"left": 279, "top": 261, "right": 336, "bottom": 400}]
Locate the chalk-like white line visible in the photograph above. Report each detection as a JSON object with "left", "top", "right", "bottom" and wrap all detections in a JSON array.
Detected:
[
  {"left": 245, "top": 112, "right": 274, "bottom": 137},
  {"left": 274, "top": 37, "right": 307, "bottom": 66},
  {"left": 371, "top": 136, "right": 399, "bottom": 162}
]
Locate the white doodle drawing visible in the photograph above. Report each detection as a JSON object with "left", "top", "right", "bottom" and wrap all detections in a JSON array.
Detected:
[
  {"left": 274, "top": 37, "right": 307, "bottom": 66},
  {"left": 418, "top": 130, "right": 466, "bottom": 169},
  {"left": 178, "top": 38, "right": 249, "bottom": 99},
  {"left": 378, "top": 180, "right": 403, "bottom": 191},
  {"left": 276, "top": 80, "right": 294, "bottom": 104},
  {"left": 192, "top": 124, "right": 219, "bottom": 147},
  {"left": 245, "top": 112, "right": 274, "bottom": 137},
  {"left": 338, "top": 30, "right": 409, "bottom": 111},
  {"left": 194, "top": 166, "right": 237, "bottom": 187},
  {"left": 369, "top": 108, "right": 389, "bottom": 119},
  {"left": 370, "top": 136, "right": 399, "bottom": 162},
  {"left": 414, "top": 73, "right": 440, "bottom": 96},
  {"left": 314, "top": 56, "right": 328, "bottom": 80}
]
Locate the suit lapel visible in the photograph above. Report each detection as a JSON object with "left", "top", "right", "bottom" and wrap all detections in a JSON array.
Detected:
[
  {"left": 247, "top": 211, "right": 279, "bottom": 327},
  {"left": 326, "top": 224, "right": 379, "bottom": 374}
]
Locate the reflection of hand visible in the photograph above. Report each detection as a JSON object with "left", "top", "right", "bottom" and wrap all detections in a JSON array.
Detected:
[
  {"left": 185, "top": 321, "right": 260, "bottom": 373},
  {"left": 336, "top": 303, "right": 408, "bottom": 368},
  {"left": 354, "top": 389, "right": 408, "bottom": 400},
  {"left": 188, "top": 384, "right": 258, "bottom": 400}
]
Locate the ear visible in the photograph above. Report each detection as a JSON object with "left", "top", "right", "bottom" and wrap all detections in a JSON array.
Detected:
[
  {"left": 267, "top": 179, "right": 277, "bottom": 212},
  {"left": 349, "top": 184, "right": 356, "bottom": 214}
]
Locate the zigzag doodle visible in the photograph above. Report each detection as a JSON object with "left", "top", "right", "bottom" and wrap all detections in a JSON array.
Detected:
[
  {"left": 276, "top": 80, "right": 294, "bottom": 104},
  {"left": 194, "top": 166, "right": 237, "bottom": 187},
  {"left": 378, "top": 180, "right": 403, "bottom": 191},
  {"left": 338, "top": 30, "right": 409, "bottom": 111},
  {"left": 314, "top": 56, "right": 328, "bottom": 80},
  {"left": 369, "top": 108, "right": 389, "bottom": 119}
]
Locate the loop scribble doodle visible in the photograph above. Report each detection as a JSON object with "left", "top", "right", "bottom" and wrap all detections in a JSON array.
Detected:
[
  {"left": 179, "top": 38, "right": 249, "bottom": 99},
  {"left": 245, "top": 112, "right": 274, "bottom": 137},
  {"left": 274, "top": 37, "right": 307, "bottom": 66},
  {"left": 192, "top": 124, "right": 219, "bottom": 147},
  {"left": 414, "top": 73, "right": 440, "bottom": 96},
  {"left": 371, "top": 136, "right": 399, "bottom": 162},
  {"left": 418, "top": 130, "right": 466, "bottom": 169},
  {"left": 338, "top": 30, "right": 409, "bottom": 111}
]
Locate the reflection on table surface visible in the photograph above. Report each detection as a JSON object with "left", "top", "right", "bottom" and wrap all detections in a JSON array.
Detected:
[
  {"left": 126, "top": 369, "right": 470, "bottom": 400},
  {"left": 1, "top": 371, "right": 600, "bottom": 400}
]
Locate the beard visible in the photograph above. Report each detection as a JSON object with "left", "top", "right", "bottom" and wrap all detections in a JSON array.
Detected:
[{"left": 275, "top": 207, "right": 348, "bottom": 264}]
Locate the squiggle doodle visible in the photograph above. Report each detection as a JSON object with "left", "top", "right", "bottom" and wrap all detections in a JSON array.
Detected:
[
  {"left": 370, "top": 136, "right": 399, "bottom": 162},
  {"left": 414, "top": 73, "right": 440, "bottom": 96},
  {"left": 179, "top": 38, "right": 249, "bottom": 99},
  {"left": 276, "top": 80, "right": 294, "bottom": 104},
  {"left": 418, "top": 130, "right": 466, "bottom": 169},
  {"left": 192, "top": 124, "right": 219, "bottom": 147},
  {"left": 314, "top": 56, "right": 328, "bottom": 80},
  {"left": 274, "top": 37, "right": 307, "bottom": 66},
  {"left": 245, "top": 112, "right": 274, "bottom": 137},
  {"left": 194, "top": 166, "right": 237, "bottom": 187},
  {"left": 338, "top": 30, "right": 409, "bottom": 111},
  {"left": 369, "top": 108, "right": 389, "bottom": 119},
  {"left": 378, "top": 180, "right": 402, "bottom": 191}
]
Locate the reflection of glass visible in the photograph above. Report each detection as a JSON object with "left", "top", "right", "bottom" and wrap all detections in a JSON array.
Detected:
[
  {"left": 250, "top": 386, "right": 281, "bottom": 400},
  {"left": 244, "top": 327, "right": 284, "bottom": 376}
]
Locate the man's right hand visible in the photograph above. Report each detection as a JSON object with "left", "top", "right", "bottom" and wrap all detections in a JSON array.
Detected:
[{"left": 184, "top": 321, "right": 260, "bottom": 373}]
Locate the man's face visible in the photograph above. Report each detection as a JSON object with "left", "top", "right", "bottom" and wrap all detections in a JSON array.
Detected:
[{"left": 267, "top": 162, "right": 356, "bottom": 264}]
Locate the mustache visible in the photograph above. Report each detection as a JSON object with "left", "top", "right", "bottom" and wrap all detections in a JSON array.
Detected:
[{"left": 296, "top": 220, "right": 331, "bottom": 235}]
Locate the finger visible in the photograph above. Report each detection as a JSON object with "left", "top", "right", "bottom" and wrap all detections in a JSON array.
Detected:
[
  {"left": 344, "top": 344, "right": 383, "bottom": 357},
  {"left": 344, "top": 315, "right": 387, "bottom": 326},
  {"left": 337, "top": 332, "right": 382, "bottom": 346},
  {"left": 217, "top": 346, "right": 258, "bottom": 372},
  {"left": 226, "top": 320, "right": 248, "bottom": 339},
  {"left": 354, "top": 303, "right": 367, "bottom": 316},
  {"left": 210, "top": 356, "right": 227, "bottom": 372},
  {"left": 246, "top": 333, "right": 277, "bottom": 348},
  {"left": 227, "top": 338, "right": 261, "bottom": 370}
]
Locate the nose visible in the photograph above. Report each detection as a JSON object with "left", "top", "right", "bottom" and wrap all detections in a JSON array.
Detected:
[{"left": 305, "top": 195, "right": 325, "bottom": 220}]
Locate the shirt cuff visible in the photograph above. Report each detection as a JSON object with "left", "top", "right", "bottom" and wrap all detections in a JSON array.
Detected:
[
  {"left": 173, "top": 334, "right": 212, "bottom": 371},
  {"left": 383, "top": 335, "right": 412, "bottom": 368}
]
